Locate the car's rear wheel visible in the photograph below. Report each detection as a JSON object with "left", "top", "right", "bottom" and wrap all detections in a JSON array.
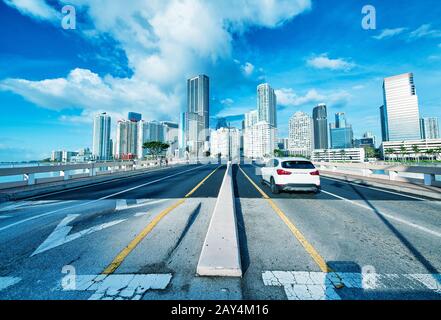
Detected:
[{"left": 270, "top": 177, "right": 280, "bottom": 194}]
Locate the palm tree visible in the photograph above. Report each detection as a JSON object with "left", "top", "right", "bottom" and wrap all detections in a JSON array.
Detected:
[
  {"left": 385, "top": 148, "right": 395, "bottom": 162},
  {"left": 426, "top": 149, "right": 434, "bottom": 163},
  {"left": 340, "top": 149, "right": 346, "bottom": 162},
  {"left": 411, "top": 145, "right": 420, "bottom": 163},
  {"left": 435, "top": 147, "right": 441, "bottom": 162},
  {"left": 399, "top": 145, "right": 407, "bottom": 163}
]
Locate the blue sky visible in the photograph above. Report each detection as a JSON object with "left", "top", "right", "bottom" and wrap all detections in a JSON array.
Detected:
[{"left": 1, "top": 0, "right": 441, "bottom": 161}]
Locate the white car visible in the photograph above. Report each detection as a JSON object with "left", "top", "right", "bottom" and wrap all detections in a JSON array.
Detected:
[{"left": 260, "top": 157, "right": 321, "bottom": 194}]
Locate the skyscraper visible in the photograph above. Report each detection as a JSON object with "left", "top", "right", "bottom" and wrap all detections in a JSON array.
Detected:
[
  {"left": 330, "top": 112, "right": 353, "bottom": 149},
  {"left": 92, "top": 112, "right": 112, "bottom": 160},
  {"left": 187, "top": 75, "right": 209, "bottom": 139},
  {"left": 137, "top": 120, "right": 165, "bottom": 158},
  {"left": 244, "top": 110, "right": 258, "bottom": 128},
  {"left": 116, "top": 119, "right": 138, "bottom": 160},
  {"left": 381, "top": 73, "right": 421, "bottom": 141},
  {"left": 216, "top": 117, "right": 228, "bottom": 130},
  {"left": 257, "top": 83, "right": 277, "bottom": 127},
  {"left": 312, "top": 104, "right": 328, "bottom": 150},
  {"left": 288, "top": 111, "right": 314, "bottom": 157},
  {"left": 420, "top": 117, "right": 440, "bottom": 139},
  {"left": 128, "top": 112, "right": 142, "bottom": 122}
]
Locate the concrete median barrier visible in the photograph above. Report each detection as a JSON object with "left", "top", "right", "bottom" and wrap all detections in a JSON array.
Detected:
[{"left": 196, "top": 162, "right": 242, "bottom": 277}]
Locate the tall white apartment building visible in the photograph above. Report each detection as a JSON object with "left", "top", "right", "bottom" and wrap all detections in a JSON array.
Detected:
[
  {"left": 288, "top": 111, "right": 314, "bottom": 157},
  {"left": 210, "top": 127, "right": 241, "bottom": 160},
  {"left": 381, "top": 73, "right": 421, "bottom": 141},
  {"left": 257, "top": 83, "right": 277, "bottom": 127},
  {"left": 244, "top": 110, "right": 258, "bottom": 128},
  {"left": 92, "top": 112, "right": 112, "bottom": 160},
  {"left": 244, "top": 121, "right": 277, "bottom": 159},
  {"left": 116, "top": 120, "right": 138, "bottom": 159}
]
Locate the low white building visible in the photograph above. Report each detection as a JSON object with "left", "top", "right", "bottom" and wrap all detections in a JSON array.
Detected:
[
  {"left": 210, "top": 127, "right": 241, "bottom": 160},
  {"left": 381, "top": 139, "right": 441, "bottom": 160},
  {"left": 312, "top": 148, "right": 365, "bottom": 163}
]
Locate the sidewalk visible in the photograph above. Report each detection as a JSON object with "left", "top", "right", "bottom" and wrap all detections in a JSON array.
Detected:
[{"left": 320, "top": 170, "right": 441, "bottom": 200}]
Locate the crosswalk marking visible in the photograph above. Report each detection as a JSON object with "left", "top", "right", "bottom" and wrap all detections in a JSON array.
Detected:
[{"left": 263, "top": 271, "right": 441, "bottom": 300}]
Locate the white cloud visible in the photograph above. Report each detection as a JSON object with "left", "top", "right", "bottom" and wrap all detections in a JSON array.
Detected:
[
  {"left": 307, "top": 54, "right": 355, "bottom": 71},
  {"left": 409, "top": 24, "right": 441, "bottom": 40},
  {"left": 275, "top": 88, "right": 351, "bottom": 108},
  {"left": 1, "top": 0, "right": 312, "bottom": 122},
  {"left": 373, "top": 28, "right": 407, "bottom": 40},
  {"left": 4, "top": 0, "right": 59, "bottom": 21},
  {"left": 241, "top": 62, "right": 255, "bottom": 76}
]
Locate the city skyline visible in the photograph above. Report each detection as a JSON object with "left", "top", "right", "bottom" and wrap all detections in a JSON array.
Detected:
[{"left": 1, "top": 0, "right": 441, "bottom": 161}]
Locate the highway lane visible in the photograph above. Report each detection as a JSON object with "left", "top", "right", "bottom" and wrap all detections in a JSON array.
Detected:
[
  {"left": 0, "top": 163, "right": 239, "bottom": 299},
  {"left": 235, "top": 163, "right": 441, "bottom": 299},
  {"left": 0, "top": 162, "right": 440, "bottom": 300}
]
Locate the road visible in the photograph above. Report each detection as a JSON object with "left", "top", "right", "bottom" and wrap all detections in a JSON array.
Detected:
[{"left": 0, "top": 162, "right": 440, "bottom": 300}]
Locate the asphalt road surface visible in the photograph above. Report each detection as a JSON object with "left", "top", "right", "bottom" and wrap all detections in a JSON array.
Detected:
[{"left": 0, "top": 162, "right": 440, "bottom": 300}]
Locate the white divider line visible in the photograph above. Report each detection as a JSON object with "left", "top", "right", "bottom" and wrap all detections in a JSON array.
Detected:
[
  {"left": 321, "top": 190, "right": 441, "bottom": 239},
  {"left": 197, "top": 162, "right": 242, "bottom": 277}
]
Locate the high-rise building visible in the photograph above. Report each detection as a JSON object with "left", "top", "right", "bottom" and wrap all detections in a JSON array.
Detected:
[
  {"left": 210, "top": 127, "right": 241, "bottom": 160},
  {"left": 335, "top": 112, "right": 347, "bottom": 128},
  {"left": 244, "top": 110, "right": 258, "bottom": 128},
  {"left": 137, "top": 120, "right": 165, "bottom": 158},
  {"left": 288, "top": 111, "right": 314, "bottom": 157},
  {"left": 92, "top": 112, "right": 112, "bottom": 160},
  {"left": 116, "top": 120, "right": 138, "bottom": 160},
  {"left": 381, "top": 73, "right": 421, "bottom": 141},
  {"left": 216, "top": 117, "right": 228, "bottom": 130},
  {"left": 186, "top": 112, "right": 204, "bottom": 157},
  {"left": 244, "top": 121, "right": 277, "bottom": 158},
  {"left": 330, "top": 112, "right": 353, "bottom": 149},
  {"left": 187, "top": 75, "right": 210, "bottom": 151},
  {"left": 51, "top": 150, "right": 63, "bottom": 162},
  {"left": 420, "top": 117, "right": 440, "bottom": 139},
  {"left": 312, "top": 104, "right": 328, "bottom": 150},
  {"left": 162, "top": 121, "right": 179, "bottom": 157},
  {"left": 128, "top": 112, "right": 142, "bottom": 122},
  {"left": 178, "top": 112, "right": 186, "bottom": 150},
  {"left": 257, "top": 83, "right": 277, "bottom": 127}
]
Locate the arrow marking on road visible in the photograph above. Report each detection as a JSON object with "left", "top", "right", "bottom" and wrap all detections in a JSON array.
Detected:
[
  {"left": 32, "top": 214, "right": 126, "bottom": 256},
  {"left": 0, "top": 277, "right": 21, "bottom": 291}
]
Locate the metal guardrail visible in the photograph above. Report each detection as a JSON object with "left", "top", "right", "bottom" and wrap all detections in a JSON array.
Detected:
[
  {"left": 0, "top": 159, "right": 188, "bottom": 190},
  {"left": 313, "top": 161, "right": 441, "bottom": 187}
]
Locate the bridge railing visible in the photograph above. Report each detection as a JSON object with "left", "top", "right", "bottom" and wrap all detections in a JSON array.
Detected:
[
  {"left": 313, "top": 161, "right": 441, "bottom": 187},
  {"left": 0, "top": 159, "right": 191, "bottom": 190}
]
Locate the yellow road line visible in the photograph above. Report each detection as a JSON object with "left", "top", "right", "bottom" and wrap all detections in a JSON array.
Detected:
[
  {"left": 102, "top": 165, "right": 222, "bottom": 275},
  {"left": 238, "top": 165, "right": 331, "bottom": 273}
]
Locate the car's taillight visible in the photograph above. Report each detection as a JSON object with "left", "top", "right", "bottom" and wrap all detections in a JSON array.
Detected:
[
  {"left": 277, "top": 169, "right": 292, "bottom": 175},
  {"left": 310, "top": 170, "right": 320, "bottom": 176}
]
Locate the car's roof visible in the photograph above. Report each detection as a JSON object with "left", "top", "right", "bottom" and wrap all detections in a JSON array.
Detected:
[{"left": 273, "top": 157, "right": 311, "bottom": 161}]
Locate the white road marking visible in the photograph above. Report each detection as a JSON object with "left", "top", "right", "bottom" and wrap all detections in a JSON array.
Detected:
[
  {"left": 0, "top": 277, "right": 21, "bottom": 291},
  {"left": 32, "top": 214, "right": 126, "bottom": 256},
  {"left": 321, "top": 176, "right": 440, "bottom": 202},
  {"left": 116, "top": 199, "right": 169, "bottom": 212},
  {"left": 262, "top": 271, "right": 441, "bottom": 300},
  {"left": 0, "top": 215, "right": 11, "bottom": 219},
  {"left": 0, "top": 200, "right": 74, "bottom": 212},
  {"left": 0, "top": 165, "right": 207, "bottom": 233},
  {"left": 63, "top": 273, "right": 172, "bottom": 300},
  {"left": 321, "top": 189, "right": 441, "bottom": 238}
]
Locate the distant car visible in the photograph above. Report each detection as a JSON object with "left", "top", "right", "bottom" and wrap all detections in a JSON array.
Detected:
[{"left": 260, "top": 157, "right": 321, "bottom": 194}]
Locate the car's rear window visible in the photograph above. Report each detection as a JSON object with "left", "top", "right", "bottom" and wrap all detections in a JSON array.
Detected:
[{"left": 282, "top": 161, "right": 315, "bottom": 169}]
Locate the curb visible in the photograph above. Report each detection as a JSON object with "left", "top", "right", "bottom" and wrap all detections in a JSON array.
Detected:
[{"left": 196, "top": 162, "right": 242, "bottom": 277}]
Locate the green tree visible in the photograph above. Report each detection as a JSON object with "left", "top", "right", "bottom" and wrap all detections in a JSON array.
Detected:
[
  {"left": 142, "top": 141, "right": 170, "bottom": 159},
  {"left": 384, "top": 148, "right": 395, "bottom": 162},
  {"left": 364, "top": 146, "right": 377, "bottom": 159},
  {"left": 400, "top": 145, "right": 407, "bottom": 162},
  {"left": 274, "top": 149, "right": 284, "bottom": 157},
  {"left": 411, "top": 145, "right": 420, "bottom": 162}
]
